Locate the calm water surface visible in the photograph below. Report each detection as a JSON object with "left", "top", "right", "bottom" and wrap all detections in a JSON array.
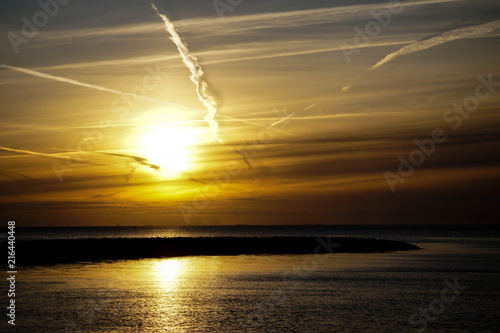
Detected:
[{"left": 2, "top": 226, "right": 500, "bottom": 332}]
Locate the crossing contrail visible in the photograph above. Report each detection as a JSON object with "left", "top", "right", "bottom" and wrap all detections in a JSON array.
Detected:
[
  {"left": 0, "top": 63, "right": 280, "bottom": 131},
  {"left": 151, "top": 1, "right": 221, "bottom": 142},
  {"left": 268, "top": 113, "right": 296, "bottom": 129}
]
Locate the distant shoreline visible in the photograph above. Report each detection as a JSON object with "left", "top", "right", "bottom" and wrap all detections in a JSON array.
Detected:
[{"left": 12, "top": 237, "right": 420, "bottom": 266}]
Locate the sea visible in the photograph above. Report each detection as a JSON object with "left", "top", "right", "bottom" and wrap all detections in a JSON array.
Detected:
[{"left": 2, "top": 225, "right": 500, "bottom": 332}]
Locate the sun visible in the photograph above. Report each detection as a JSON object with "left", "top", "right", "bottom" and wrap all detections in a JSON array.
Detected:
[{"left": 140, "top": 127, "right": 196, "bottom": 173}]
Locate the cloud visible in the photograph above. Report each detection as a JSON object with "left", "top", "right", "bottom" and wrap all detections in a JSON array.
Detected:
[
  {"left": 97, "top": 151, "right": 207, "bottom": 184},
  {"left": 98, "top": 152, "right": 161, "bottom": 171},
  {"left": 0, "top": 169, "right": 38, "bottom": 183},
  {"left": 370, "top": 19, "right": 500, "bottom": 70},
  {"left": 92, "top": 190, "right": 126, "bottom": 198}
]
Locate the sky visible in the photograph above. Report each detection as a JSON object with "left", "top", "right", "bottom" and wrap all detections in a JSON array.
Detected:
[{"left": 0, "top": 0, "right": 499, "bottom": 226}]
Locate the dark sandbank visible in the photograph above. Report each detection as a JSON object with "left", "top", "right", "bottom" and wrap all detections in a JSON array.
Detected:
[{"left": 13, "top": 237, "right": 420, "bottom": 266}]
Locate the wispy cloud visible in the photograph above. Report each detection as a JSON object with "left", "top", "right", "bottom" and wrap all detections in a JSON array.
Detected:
[
  {"left": 370, "top": 19, "right": 500, "bottom": 70},
  {"left": 0, "top": 169, "right": 38, "bottom": 183},
  {"left": 92, "top": 190, "right": 127, "bottom": 199},
  {"left": 98, "top": 152, "right": 160, "bottom": 171},
  {"left": 0, "top": 147, "right": 158, "bottom": 174}
]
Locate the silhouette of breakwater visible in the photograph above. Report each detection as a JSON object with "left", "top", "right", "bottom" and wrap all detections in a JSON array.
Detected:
[{"left": 13, "top": 237, "right": 420, "bottom": 266}]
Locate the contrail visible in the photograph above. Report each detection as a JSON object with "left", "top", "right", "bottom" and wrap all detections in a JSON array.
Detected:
[
  {"left": 304, "top": 103, "right": 318, "bottom": 111},
  {"left": 151, "top": 2, "right": 221, "bottom": 143},
  {"left": 0, "top": 64, "right": 292, "bottom": 133},
  {"left": 0, "top": 146, "right": 151, "bottom": 171},
  {"left": 370, "top": 19, "right": 500, "bottom": 70},
  {"left": 0, "top": 63, "right": 177, "bottom": 106},
  {"left": 0, "top": 146, "right": 83, "bottom": 162},
  {"left": 340, "top": 85, "right": 352, "bottom": 93},
  {"left": 267, "top": 103, "right": 320, "bottom": 130},
  {"left": 268, "top": 113, "right": 296, "bottom": 129}
]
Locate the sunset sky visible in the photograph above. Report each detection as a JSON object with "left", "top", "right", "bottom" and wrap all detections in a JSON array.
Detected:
[{"left": 1, "top": 0, "right": 499, "bottom": 226}]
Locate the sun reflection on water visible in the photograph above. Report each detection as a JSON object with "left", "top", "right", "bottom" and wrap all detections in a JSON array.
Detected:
[
  {"left": 156, "top": 259, "right": 181, "bottom": 279},
  {"left": 153, "top": 258, "right": 184, "bottom": 294}
]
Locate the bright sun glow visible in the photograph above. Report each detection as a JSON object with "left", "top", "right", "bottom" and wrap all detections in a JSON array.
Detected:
[
  {"left": 157, "top": 259, "right": 181, "bottom": 280},
  {"left": 141, "top": 127, "right": 196, "bottom": 173}
]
